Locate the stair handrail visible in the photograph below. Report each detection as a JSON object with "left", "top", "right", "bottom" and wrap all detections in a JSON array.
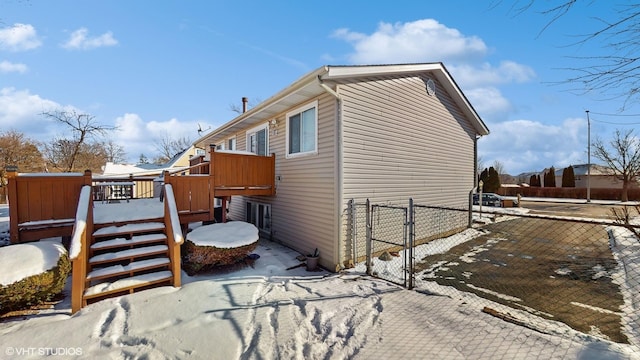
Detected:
[
  {"left": 163, "top": 184, "right": 184, "bottom": 287},
  {"left": 70, "top": 185, "right": 93, "bottom": 314}
]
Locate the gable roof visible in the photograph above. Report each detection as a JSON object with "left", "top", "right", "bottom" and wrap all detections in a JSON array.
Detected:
[
  {"left": 195, "top": 63, "right": 489, "bottom": 148},
  {"left": 553, "top": 164, "right": 613, "bottom": 177},
  {"left": 100, "top": 146, "right": 194, "bottom": 177}
]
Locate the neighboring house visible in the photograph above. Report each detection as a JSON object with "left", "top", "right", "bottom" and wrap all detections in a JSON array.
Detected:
[
  {"left": 101, "top": 145, "right": 200, "bottom": 177},
  {"left": 195, "top": 63, "right": 489, "bottom": 270},
  {"left": 554, "top": 164, "right": 639, "bottom": 189},
  {"left": 100, "top": 145, "right": 202, "bottom": 198}
]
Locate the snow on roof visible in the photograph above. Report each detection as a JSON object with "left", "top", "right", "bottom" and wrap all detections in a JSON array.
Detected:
[{"left": 0, "top": 239, "right": 66, "bottom": 286}]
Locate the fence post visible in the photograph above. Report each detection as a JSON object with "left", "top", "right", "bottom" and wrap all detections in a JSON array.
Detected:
[
  {"left": 365, "top": 199, "right": 372, "bottom": 275},
  {"left": 468, "top": 187, "right": 477, "bottom": 228},
  {"left": 347, "top": 199, "right": 355, "bottom": 266},
  {"left": 408, "top": 198, "right": 414, "bottom": 290},
  {"left": 6, "top": 166, "right": 18, "bottom": 243}
]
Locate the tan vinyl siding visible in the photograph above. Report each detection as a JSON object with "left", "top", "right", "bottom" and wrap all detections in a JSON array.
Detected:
[
  {"left": 339, "top": 74, "right": 477, "bottom": 265},
  {"left": 226, "top": 94, "right": 338, "bottom": 269},
  {"left": 341, "top": 74, "right": 476, "bottom": 207}
]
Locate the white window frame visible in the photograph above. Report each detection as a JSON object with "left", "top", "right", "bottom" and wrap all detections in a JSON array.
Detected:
[
  {"left": 246, "top": 123, "right": 269, "bottom": 155},
  {"left": 227, "top": 136, "right": 237, "bottom": 151},
  {"left": 246, "top": 201, "right": 271, "bottom": 233},
  {"left": 286, "top": 100, "right": 318, "bottom": 159}
]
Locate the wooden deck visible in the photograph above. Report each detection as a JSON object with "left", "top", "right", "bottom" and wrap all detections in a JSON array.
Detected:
[
  {"left": 6, "top": 146, "right": 276, "bottom": 313},
  {"left": 7, "top": 146, "right": 276, "bottom": 243}
]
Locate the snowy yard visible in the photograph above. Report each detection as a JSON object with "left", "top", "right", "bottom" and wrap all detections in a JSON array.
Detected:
[{"left": 1, "top": 202, "right": 639, "bottom": 359}]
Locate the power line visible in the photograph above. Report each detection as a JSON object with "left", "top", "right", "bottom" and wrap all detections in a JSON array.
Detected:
[
  {"left": 590, "top": 117, "right": 640, "bottom": 125},
  {"left": 589, "top": 111, "right": 640, "bottom": 117}
]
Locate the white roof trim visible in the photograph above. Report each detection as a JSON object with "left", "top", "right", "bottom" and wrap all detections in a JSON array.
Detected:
[{"left": 195, "top": 63, "right": 489, "bottom": 147}]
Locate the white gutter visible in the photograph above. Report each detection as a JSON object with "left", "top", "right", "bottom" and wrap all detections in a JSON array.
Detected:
[{"left": 195, "top": 66, "right": 330, "bottom": 147}]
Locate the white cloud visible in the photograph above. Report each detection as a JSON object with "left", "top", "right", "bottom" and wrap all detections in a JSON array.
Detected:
[
  {"left": 0, "top": 60, "right": 27, "bottom": 73},
  {"left": 114, "top": 114, "right": 213, "bottom": 162},
  {"left": 62, "top": 28, "right": 118, "bottom": 50},
  {"left": 0, "top": 87, "right": 59, "bottom": 131},
  {"left": 333, "top": 19, "right": 487, "bottom": 64},
  {"left": 0, "top": 23, "right": 42, "bottom": 52},
  {"left": 449, "top": 61, "right": 536, "bottom": 88},
  {"left": 479, "top": 117, "right": 587, "bottom": 174},
  {"left": 114, "top": 113, "right": 145, "bottom": 141},
  {"left": 465, "top": 87, "right": 512, "bottom": 117}
]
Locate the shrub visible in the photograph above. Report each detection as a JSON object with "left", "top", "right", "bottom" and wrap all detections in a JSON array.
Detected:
[
  {"left": 182, "top": 240, "right": 258, "bottom": 275},
  {"left": 0, "top": 253, "right": 71, "bottom": 314}
]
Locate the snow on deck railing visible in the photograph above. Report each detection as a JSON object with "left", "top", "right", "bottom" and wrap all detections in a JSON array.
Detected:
[
  {"left": 163, "top": 184, "right": 184, "bottom": 244},
  {"left": 69, "top": 185, "right": 92, "bottom": 260}
]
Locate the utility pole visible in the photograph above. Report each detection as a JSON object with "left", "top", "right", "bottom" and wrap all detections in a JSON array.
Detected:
[{"left": 586, "top": 110, "right": 591, "bottom": 203}]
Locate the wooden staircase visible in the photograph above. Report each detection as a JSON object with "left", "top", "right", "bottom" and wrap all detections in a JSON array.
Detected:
[{"left": 81, "top": 219, "right": 175, "bottom": 305}]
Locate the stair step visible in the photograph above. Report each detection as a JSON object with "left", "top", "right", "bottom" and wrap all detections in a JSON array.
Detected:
[
  {"left": 93, "top": 222, "right": 165, "bottom": 238},
  {"left": 89, "top": 245, "right": 168, "bottom": 265},
  {"left": 91, "top": 233, "right": 168, "bottom": 251},
  {"left": 87, "top": 258, "right": 171, "bottom": 281},
  {"left": 84, "top": 271, "right": 173, "bottom": 299}
]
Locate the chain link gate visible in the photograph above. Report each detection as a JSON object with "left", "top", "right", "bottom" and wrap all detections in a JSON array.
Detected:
[
  {"left": 347, "top": 198, "right": 470, "bottom": 290},
  {"left": 345, "top": 199, "right": 414, "bottom": 288}
]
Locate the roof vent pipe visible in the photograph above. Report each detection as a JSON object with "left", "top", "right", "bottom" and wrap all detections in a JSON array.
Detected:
[{"left": 242, "top": 97, "right": 248, "bottom": 113}]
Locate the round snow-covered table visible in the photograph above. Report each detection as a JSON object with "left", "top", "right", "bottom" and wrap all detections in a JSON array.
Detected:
[{"left": 184, "top": 222, "right": 259, "bottom": 273}]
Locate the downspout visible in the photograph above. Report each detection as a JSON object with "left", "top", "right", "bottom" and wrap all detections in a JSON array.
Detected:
[
  {"left": 318, "top": 75, "right": 345, "bottom": 271},
  {"left": 470, "top": 135, "right": 480, "bottom": 228}
]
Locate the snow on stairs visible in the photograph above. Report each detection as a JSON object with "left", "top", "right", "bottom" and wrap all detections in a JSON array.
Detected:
[{"left": 83, "top": 220, "right": 174, "bottom": 305}]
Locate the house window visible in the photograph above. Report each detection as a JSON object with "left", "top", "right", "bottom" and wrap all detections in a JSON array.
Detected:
[
  {"left": 286, "top": 101, "right": 318, "bottom": 158},
  {"left": 228, "top": 137, "right": 236, "bottom": 151},
  {"left": 246, "top": 124, "right": 268, "bottom": 155},
  {"left": 216, "top": 143, "right": 225, "bottom": 150},
  {"left": 246, "top": 201, "right": 271, "bottom": 233},
  {"left": 195, "top": 148, "right": 206, "bottom": 156}
]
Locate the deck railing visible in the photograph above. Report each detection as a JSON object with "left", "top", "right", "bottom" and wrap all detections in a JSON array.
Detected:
[
  {"left": 7, "top": 169, "right": 92, "bottom": 243},
  {"left": 163, "top": 184, "right": 184, "bottom": 287},
  {"left": 69, "top": 185, "right": 93, "bottom": 314},
  {"left": 164, "top": 146, "right": 276, "bottom": 224},
  {"left": 92, "top": 175, "right": 157, "bottom": 201},
  {"left": 210, "top": 148, "right": 276, "bottom": 197}
]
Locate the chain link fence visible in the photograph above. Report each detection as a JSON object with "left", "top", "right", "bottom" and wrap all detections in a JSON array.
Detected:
[{"left": 345, "top": 198, "right": 640, "bottom": 352}]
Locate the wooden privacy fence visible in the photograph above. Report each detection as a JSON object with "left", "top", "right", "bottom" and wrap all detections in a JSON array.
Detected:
[{"left": 7, "top": 169, "right": 92, "bottom": 243}]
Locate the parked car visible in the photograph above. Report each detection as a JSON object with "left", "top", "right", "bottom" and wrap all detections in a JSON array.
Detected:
[{"left": 473, "top": 193, "right": 503, "bottom": 207}]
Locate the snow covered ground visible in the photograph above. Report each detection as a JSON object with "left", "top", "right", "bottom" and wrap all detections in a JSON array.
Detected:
[{"left": 0, "top": 201, "right": 639, "bottom": 359}]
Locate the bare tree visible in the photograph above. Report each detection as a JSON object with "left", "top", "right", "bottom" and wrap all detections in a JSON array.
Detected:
[
  {"left": 41, "top": 110, "right": 116, "bottom": 172},
  {"left": 492, "top": 160, "right": 505, "bottom": 176},
  {"left": 610, "top": 205, "right": 640, "bottom": 243},
  {"left": 498, "top": 1, "right": 640, "bottom": 108},
  {"left": 153, "top": 133, "right": 192, "bottom": 164},
  {"left": 477, "top": 155, "right": 485, "bottom": 176},
  {"left": 102, "top": 139, "right": 127, "bottom": 163},
  {"left": 592, "top": 129, "right": 640, "bottom": 202}
]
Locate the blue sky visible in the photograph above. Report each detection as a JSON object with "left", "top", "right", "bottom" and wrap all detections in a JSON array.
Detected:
[{"left": 1, "top": 0, "right": 638, "bottom": 175}]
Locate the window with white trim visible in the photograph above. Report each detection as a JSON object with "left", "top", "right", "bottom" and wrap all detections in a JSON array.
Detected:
[
  {"left": 286, "top": 101, "right": 318, "bottom": 158},
  {"left": 227, "top": 137, "right": 236, "bottom": 151},
  {"left": 246, "top": 201, "right": 271, "bottom": 233},
  {"left": 246, "top": 124, "right": 268, "bottom": 155}
]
